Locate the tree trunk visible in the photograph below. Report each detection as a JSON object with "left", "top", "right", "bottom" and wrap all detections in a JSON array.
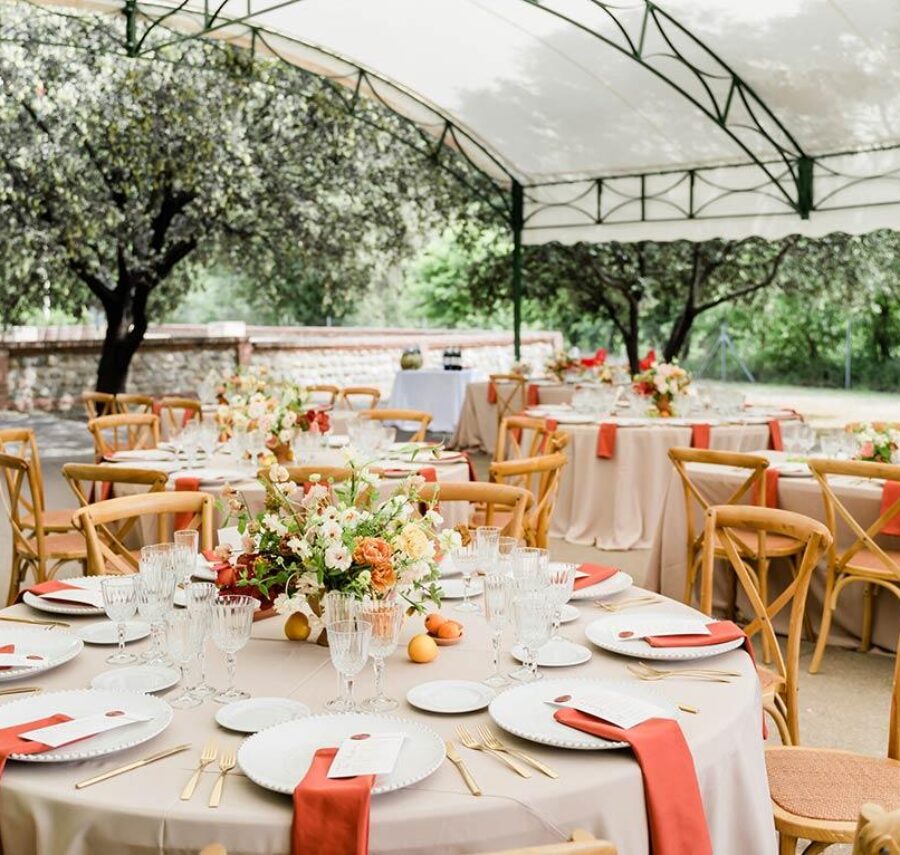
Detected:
[{"left": 95, "top": 283, "right": 150, "bottom": 393}]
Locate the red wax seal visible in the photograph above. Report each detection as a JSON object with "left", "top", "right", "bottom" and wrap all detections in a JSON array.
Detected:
[
  {"left": 350, "top": 733, "right": 370, "bottom": 740},
  {"left": 618, "top": 631, "right": 635, "bottom": 638},
  {"left": 25, "top": 654, "right": 43, "bottom": 661},
  {"left": 105, "top": 710, "right": 126, "bottom": 717},
  {"left": 554, "top": 694, "right": 572, "bottom": 703}
]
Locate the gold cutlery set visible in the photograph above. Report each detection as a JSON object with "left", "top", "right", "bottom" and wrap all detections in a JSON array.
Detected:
[
  {"left": 76, "top": 744, "right": 191, "bottom": 789},
  {"left": 181, "top": 740, "right": 237, "bottom": 808},
  {"left": 627, "top": 661, "right": 739, "bottom": 683},
  {"left": 0, "top": 616, "right": 69, "bottom": 630},
  {"left": 593, "top": 595, "right": 661, "bottom": 612}
]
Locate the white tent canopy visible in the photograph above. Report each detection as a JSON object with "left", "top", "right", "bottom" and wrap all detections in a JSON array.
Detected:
[{"left": 32, "top": 0, "right": 900, "bottom": 243}]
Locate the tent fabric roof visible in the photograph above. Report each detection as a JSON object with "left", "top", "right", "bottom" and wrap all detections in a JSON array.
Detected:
[{"left": 33, "top": 0, "right": 900, "bottom": 242}]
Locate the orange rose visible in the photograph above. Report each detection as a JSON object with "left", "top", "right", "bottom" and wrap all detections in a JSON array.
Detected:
[
  {"left": 370, "top": 561, "right": 397, "bottom": 594},
  {"left": 353, "top": 537, "right": 393, "bottom": 568}
]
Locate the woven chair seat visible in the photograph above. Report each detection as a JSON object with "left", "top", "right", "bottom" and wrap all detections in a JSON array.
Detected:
[
  {"left": 713, "top": 528, "right": 803, "bottom": 556},
  {"left": 767, "top": 747, "right": 900, "bottom": 822},
  {"left": 844, "top": 547, "right": 900, "bottom": 579},
  {"left": 25, "top": 532, "right": 87, "bottom": 559},
  {"left": 22, "top": 508, "right": 78, "bottom": 532}
]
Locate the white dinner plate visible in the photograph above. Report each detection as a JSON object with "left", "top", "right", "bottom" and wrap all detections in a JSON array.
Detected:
[
  {"left": 430, "top": 453, "right": 466, "bottom": 464},
  {"left": 559, "top": 604, "right": 580, "bottom": 624},
  {"left": 104, "top": 449, "right": 174, "bottom": 462},
  {"left": 552, "top": 414, "right": 598, "bottom": 424},
  {"left": 406, "top": 680, "right": 495, "bottom": 714},
  {"left": 0, "top": 627, "right": 83, "bottom": 682},
  {"left": 584, "top": 613, "right": 745, "bottom": 661},
  {"left": 238, "top": 712, "right": 444, "bottom": 795},
  {"left": 170, "top": 467, "right": 245, "bottom": 484},
  {"left": 437, "top": 578, "right": 484, "bottom": 599},
  {"left": 0, "top": 688, "right": 172, "bottom": 762},
  {"left": 216, "top": 698, "right": 311, "bottom": 734},
  {"left": 489, "top": 678, "right": 676, "bottom": 751},
  {"left": 90, "top": 665, "right": 180, "bottom": 694},
  {"left": 567, "top": 569, "right": 633, "bottom": 601},
  {"left": 772, "top": 463, "right": 812, "bottom": 477},
  {"left": 23, "top": 577, "right": 107, "bottom": 616},
  {"left": 72, "top": 621, "right": 151, "bottom": 645},
  {"left": 511, "top": 639, "right": 593, "bottom": 667}
]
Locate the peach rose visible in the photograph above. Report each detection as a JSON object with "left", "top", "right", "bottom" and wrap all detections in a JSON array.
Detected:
[
  {"left": 353, "top": 537, "right": 393, "bottom": 568},
  {"left": 370, "top": 561, "right": 397, "bottom": 594}
]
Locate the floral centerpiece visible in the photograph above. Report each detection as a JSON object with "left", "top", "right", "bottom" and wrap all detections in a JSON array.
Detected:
[
  {"left": 545, "top": 347, "right": 610, "bottom": 382},
  {"left": 545, "top": 350, "right": 576, "bottom": 382},
  {"left": 215, "top": 462, "right": 458, "bottom": 639},
  {"left": 632, "top": 353, "right": 691, "bottom": 417},
  {"left": 216, "top": 366, "right": 274, "bottom": 403},
  {"left": 851, "top": 423, "right": 900, "bottom": 463}
]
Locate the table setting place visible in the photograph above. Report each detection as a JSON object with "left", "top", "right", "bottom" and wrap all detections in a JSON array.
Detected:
[{"left": 0, "top": 518, "right": 760, "bottom": 855}]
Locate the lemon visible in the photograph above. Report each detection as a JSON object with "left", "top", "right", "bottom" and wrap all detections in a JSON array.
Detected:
[{"left": 284, "top": 612, "right": 311, "bottom": 641}]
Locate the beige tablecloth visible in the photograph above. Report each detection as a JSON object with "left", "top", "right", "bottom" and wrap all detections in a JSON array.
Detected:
[
  {"left": 0, "top": 586, "right": 775, "bottom": 855},
  {"left": 645, "top": 451, "right": 900, "bottom": 653}
]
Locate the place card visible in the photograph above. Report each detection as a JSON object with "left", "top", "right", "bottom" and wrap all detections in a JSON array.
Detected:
[
  {"left": 327, "top": 732, "right": 406, "bottom": 779},
  {"left": 546, "top": 689, "right": 672, "bottom": 730},
  {"left": 217, "top": 526, "right": 244, "bottom": 551},
  {"left": 39, "top": 588, "right": 104, "bottom": 608},
  {"left": 19, "top": 711, "right": 152, "bottom": 748},
  {"left": 615, "top": 617, "right": 711, "bottom": 640},
  {"left": 0, "top": 653, "right": 47, "bottom": 668}
]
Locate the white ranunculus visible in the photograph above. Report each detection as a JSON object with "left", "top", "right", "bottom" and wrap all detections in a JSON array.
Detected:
[{"left": 325, "top": 543, "right": 352, "bottom": 571}]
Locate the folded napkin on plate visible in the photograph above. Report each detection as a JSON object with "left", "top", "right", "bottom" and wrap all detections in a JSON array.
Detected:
[
  {"left": 16, "top": 580, "right": 82, "bottom": 606},
  {"left": 173, "top": 477, "right": 201, "bottom": 531},
  {"left": 595, "top": 423, "right": 617, "bottom": 459},
  {"left": 690, "top": 424, "right": 711, "bottom": 450},
  {"left": 880, "top": 481, "right": 900, "bottom": 537},
  {"left": 767, "top": 419, "right": 784, "bottom": 452},
  {"left": 645, "top": 619, "right": 749, "bottom": 652},
  {"left": 292, "top": 747, "right": 374, "bottom": 855},
  {"left": 554, "top": 708, "right": 712, "bottom": 855},
  {"left": 754, "top": 468, "right": 780, "bottom": 509},
  {"left": 0, "top": 714, "right": 73, "bottom": 779},
  {"left": 574, "top": 564, "right": 619, "bottom": 591}
]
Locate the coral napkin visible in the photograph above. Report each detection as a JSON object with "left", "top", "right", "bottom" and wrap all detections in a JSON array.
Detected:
[
  {"left": 596, "top": 423, "right": 617, "bottom": 459},
  {"left": 645, "top": 620, "right": 751, "bottom": 656},
  {"left": 554, "top": 709, "right": 712, "bottom": 855},
  {"left": 486, "top": 382, "right": 498, "bottom": 405},
  {"left": 767, "top": 419, "right": 784, "bottom": 452},
  {"left": 0, "top": 714, "right": 73, "bottom": 779},
  {"left": 0, "top": 645, "right": 14, "bottom": 672},
  {"left": 526, "top": 384, "right": 540, "bottom": 407},
  {"left": 539, "top": 418, "right": 559, "bottom": 453},
  {"left": 690, "top": 424, "right": 711, "bottom": 450},
  {"left": 292, "top": 747, "right": 374, "bottom": 855},
  {"left": 755, "top": 468, "right": 780, "bottom": 509},
  {"left": 880, "top": 481, "right": 900, "bottom": 537},
  {"left": 173, "top": 476, "right": 200, "bottom": 531},
  {"left": 574, "top": 564, "right": 619, "bottom": 591},
  {"left": 15, "top": 580, "right": 82, "bottom": 606}
]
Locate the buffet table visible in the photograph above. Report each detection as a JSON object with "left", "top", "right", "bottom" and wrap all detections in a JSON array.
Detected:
[
  {"left": 389, "top": 369, "right": 481, "bottom": 435},
  {"left": 0, "top": 585, "right": 775, "bottom": 854},
  {"left": 646, "top": 450, "right": 900, "bottom": 653}
]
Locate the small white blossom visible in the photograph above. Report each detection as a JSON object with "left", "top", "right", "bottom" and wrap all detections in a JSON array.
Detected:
[{"left": 325, "top": 543, "right": 352, "bottom": 571}]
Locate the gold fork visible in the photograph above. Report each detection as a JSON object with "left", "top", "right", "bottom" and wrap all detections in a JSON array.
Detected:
[
  {"left": 627, "top": 664, "right": 732, "bottom": 683},
  {"left": 181, "top": 739, "right": 218, "bottom": 801},
  {"left": 208, "top": 749, "right": 236, "bottom": 808},
  {"left": 636, "top": 661, "right": 741, "bottom": 678},
  {"left": 593, "top": 596, "right": 660, "bottom": 612},
  {"left": 456, "top": 726, "right": 531, "bottom": 778},
  {"left": 476, "top": 725, "right": 558, "bottom": 779}
]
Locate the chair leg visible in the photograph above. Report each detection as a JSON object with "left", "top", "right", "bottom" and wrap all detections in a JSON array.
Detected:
[
  {"left": 6, "top": 556, "right": 23, "bottom": 607},
  {"left": 792, "top": 554, "right": 816, "bottom": 642},
  {"left": 778, "top": 832, "right": 797, "bottom": 855},
  {"left": 860, "top": 583, "right": 874, "bottom": 653},
  {"left": 758, "top": 558, "right": 772, "bottom": 663},
  {"left": 763, "top": 696, "right": 793, "bottom": 746},
  {"left": 810, "top": 569, "right": 838, "bottom": 674}
]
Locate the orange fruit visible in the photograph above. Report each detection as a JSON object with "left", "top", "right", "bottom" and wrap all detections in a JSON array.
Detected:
[
  {"left": 437, "top": 622, "right": 462, "bottom": 640},
  {"left": 284, "top": 612, "right": 311, "bottom": 641},
  {"left": 407, "top": 633, "right": 439, "bottom": 663},
  {"left": 424, "top": 612, "right": 447, "bottom": 634}
]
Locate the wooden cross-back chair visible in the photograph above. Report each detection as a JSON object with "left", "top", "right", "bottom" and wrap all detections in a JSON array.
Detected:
[
  {"left": 766, "top": 627, "right": 900, "bottom": 855},
  {"left": 88, "top": 413, "right": 160, "bottom": 459},
  {"left": 475, "top": 829, "right": 616, "bottom": 855},
  {"left": 156, "top": 396, "right": 202, "bottom": 433},
  {"left": 305, "top": 385, "right": 340, "bottom": 407},
  {"left": 359, "top": 409, "right": 432, "bottom": 442},
  {"left": 0, "top": 452, "right": 87, "bottom": 605},
  {"left": 73, "top": 491, "right": 214, "bottom": 576},
  {"left": 0, "top": 428, "right": 78, "bottom": 534},
  {"left": 260, "top": 465, "right": 367, "bottom": 506},
  {"left": 82, "top": 391, "right": 116, "bottom": 420},
  {"left": 489, "top": 450, "right": 569, "bottom": 548},
  {"left": 115, "top": 394, "right": 155, "bottom": 415},
  {"left": 495, "top": 416, "right": 563, "bottom": 467},
  {"left": 853, "top": 805, "right": 900, "bottom": 855},
  {"left": 489, "top": 373, "right": 527, "bottom": 426},
  {"left": 807, "top": 458, "right": 900, "bottom": 674},
  {"left": 701, "top": 505, "right": 831, "bottom": 746},
  {"left": 337, "top": 386, "right": 381, "bottom": 410},
  {"left": 417, "top": 482, "right": 532, "bottom": 542}
]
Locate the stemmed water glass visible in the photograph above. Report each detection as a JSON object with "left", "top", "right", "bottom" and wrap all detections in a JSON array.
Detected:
[
  {"left": 511, "top": 546, "right": 548, "bottom": 591},
  {"left": 173, "top": 529, "right": 198, "bottom": 586},
  {"left": 496, "top": 537, "right": 519, "bottom": 577},
  {"left": 511, "top": 591, "right": 554, "bottom": 683},
  {"left": 326, "top": 619, "right": 372, "bottom": 713},
  {"left": 184, "top": 581, "right": 217, "bottom": 698},
  {"left": 323, "top": 592, "right": 360, "bottom": 711},
  {"left": 482, "top": 573, "right": 510, "bottom": 688},
  {"left": 450, "top": 544, "right": 480, "bottom": 613},
  {"left": 359, "top": 600, "right": 404, "bottom": 711},
  {"left": 474, "top": 526, "right": 501, "bottom": 575},
  {"left": 136, "top": 549, "right": 177, "bottom": 665},
  {"left": 210, "top": 594, "right": 256, "bottom": 703},
  {"left": 180, "top": 421, "right": 201, "bottom": 469},
  {"left": 197, "top": 421, "right": 219, "bottom": 461},
  {"left": 546, "top": 562, "right": 576, "bottom": 643},
  {"left": 165, "top": 609, "right": 203, "bottom": 709},
  {"left": 101, "top": 576, "right": 137, "bottom": 665}
]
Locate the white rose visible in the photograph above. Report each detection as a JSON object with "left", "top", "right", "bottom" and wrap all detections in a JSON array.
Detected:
[{"left": 325, "top": 543, "right": 352, "bottom": 571}]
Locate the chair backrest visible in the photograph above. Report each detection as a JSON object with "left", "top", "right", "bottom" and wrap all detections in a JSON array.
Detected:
[
  {"left": 807, "top": 458, "right": 900, "bottom": 583},
  {"left": 892, "top": 632, "right": 900, "bottom": 760},
  {"left": 0, "top": 428, "right": 47, "bottom": 525},
  {"left": 490, "top": 451, "right": 569, "bottom": 548},
  {"left": 475, "top": 830, "right": 616, "bottom": 855},
  {"left": 280, "top": 465, "right": 355, "bottom": 485},
  {"left": 853, "top": 803, "right": 900, "bottom": 854},
  {"left": 360, "top": 409, "right": 432, "bottom": 442},
  {"left": 115, "top": 393, "right": 155, "bottom": 415},
  {"left": 417, "top": 481, "right": 532, "bottom": 541},
  {"left": 700, "top": 505, "right": 831, "bottom": 742},
  {"left": 495, "top": 416, "right": 561, "bottom": 466},
  {"left": 88, "top": 413, "right": 160, "bottom": 458},
  {"left": 305, "top": 385, "right": 340, "bottom": 407},
  {"left": 157, "top": 396, "right": 202, "bottom": 432},
  {"left": 337, "top": 386, "right": 381, "bottom": 410},
  {"left": 0, "top": 451, "right": 44, "bottom": 562},
  {"left": 73, "top": 491, "right": 214, "bottom": 575},
  {"left": 489, "top": 374, "right": 527, "bottom": 425},
  {"left": 82, "top": 391, "right": 116, "bottom": 419}
]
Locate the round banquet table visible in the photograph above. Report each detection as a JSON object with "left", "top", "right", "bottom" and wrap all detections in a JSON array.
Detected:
[
  {"left": 389, "top": 368, "right": 481, "bottom": 435},
  {"left": 0, "top": 586, "right": 776, "bottom": 855}
]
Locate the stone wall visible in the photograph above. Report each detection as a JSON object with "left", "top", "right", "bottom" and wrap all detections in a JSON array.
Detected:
[{"left": 1, "top": 324, "right": 560, "bottom": 412}]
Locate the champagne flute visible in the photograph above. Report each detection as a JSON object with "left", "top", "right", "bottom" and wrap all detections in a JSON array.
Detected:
[
  {"left": 184, "top": 581, "right": 217, "bottom": 698},
  {"left": 482, "top": 573, "right": 510, "bottom": 688},
  {"left": 165, "top": 609, "right": 203, "bottom": 709},
  {"left": 323, "top": 592, "right": 360, "bottom": 711},
  {"left": 474, "top": 526, "right": 501, "bottom": 575},
  {"left": 450, "top": 544, "right": 480, "bottom": 613},
  {"left": 327, "top": 619, "right": 372, "bottom": 713},
  {"left": 211, "top": 595, "right": 256, "bottom": 703},
  {"left": 100, "top": 576, "right": 137, "bottom": 665},
  {"left": 546, "top": 562, "right": 576, "bottom": 642},
  {"left": 360, "top": 600, "right": 404, "bottom": 711},
  {"left": 174, "top": 529, "right": 199, "bottom": 586}
]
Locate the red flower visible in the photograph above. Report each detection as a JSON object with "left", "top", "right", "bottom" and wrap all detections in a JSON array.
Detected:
[{"left": 639, "top": 349, "right": 656, "bottom": 371}]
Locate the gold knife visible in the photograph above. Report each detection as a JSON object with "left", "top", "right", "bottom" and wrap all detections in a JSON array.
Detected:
[
  {"left": 444, "top": 740, "right": 481, "bottom": 797},
  {"left": 0, "top": 616, "right": 70, "bottom": 628},
  {"left": 75, "top": 744, "right": 192, "bottom": 789},
  {"left": 0, "top": 686, "right": 43, "bottom": 696}
]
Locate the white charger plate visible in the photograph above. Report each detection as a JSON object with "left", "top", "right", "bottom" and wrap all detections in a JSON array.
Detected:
[
  {"left": 170, "top": 467, "right": 245, "bottom": 484},
  {"left": 584, "top": 613, "right": 745, "bottom": 661},
  {"left": 511, "top": 639, "right": 592, "bottom": 667},
  {"left": 567, "top": 569, "right": 633, "bottom": 601},
  {"left": 0, "top": 627, "right": 83, "bottom": 682},
  {"left": 238, "top": 712, "right": 444, "bottom": 795},
  {"left": 216, "top": 698, "right": 311, "bottom": 734},
  {"left": 90, "top": 665, "right": 180, "bottom": 694},
  {"left": 489, "top": 678, "right": 676, "bottom": 751},
  {"left": 406, "top": 680, "right": 494, "bottom": 714},
  {"left": 23, "top": 577, "right": 106, "bottom": 616},
  {"left": 0, "top": 688, "right": 172, "bottom": 762},
  {"left": 72, "top": 621, "right": 151, "bottom": 645},
  {"left": 104, "top": 449, "right": 174, "bottom": 463},
  {"left": 437, "top": 578, "right": 484, "bottom": 599}
]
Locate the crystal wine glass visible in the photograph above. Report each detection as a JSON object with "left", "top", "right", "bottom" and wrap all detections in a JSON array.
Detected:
[
  {"left": 174, "top": 529, "right": 199, "bottom": 586},
  {"left": 450, "top": 544, "right": 480, "bottom": 613},
  {"left": 546, "top": 562, "right": 576, "bottom": 642},
  {"left": 359, "top": 601, "right": 404, "bottom": 712},
  {"left": 511, "top": 546, "right": 548, "bottom": 591},
  {"left": 100, "top": 576, "right": 137, "bottom": 665},
  {"left": 474, "top": 526, "right": 501, "bottom": 575},
  {"left": 482, "top": 573, "right": 510, "bottom": 688},
  {"left": 180, "top": 421, "right": 201, "bottom": 469},
  {"left": 184, "top": 581, "right": 217, "bottom": 698},
  {"left": 496, "top": 536, "right": 519, "bottom": 577},
  {"left": 210, "top": 594, "right": 257, "bottom": 703},
  {"left": 326, "top": 618, "right": 372, "bottom": 713},
  {"left": 511, "top": 590, "right": 554, "bottom": 682},
  {"left": 165, "top": 609, "right": 203, "bottom": 709},
  {"left": 136, "top": 553, "right": 177, "bottom": 665},
  {"left": 323, "top": 592, "right": 361, "bottom": 710}
]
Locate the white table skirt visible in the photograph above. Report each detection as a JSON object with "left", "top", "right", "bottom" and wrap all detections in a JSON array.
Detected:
[
  {"left": 389, "top": 369, "right": 480, "bottom": 435},
  {"left": 0, "top": 586, "right": 776, "bottom": 855}
]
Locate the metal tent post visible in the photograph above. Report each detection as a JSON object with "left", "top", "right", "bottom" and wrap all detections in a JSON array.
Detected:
[{"left": 511, "top": 181, "right": 524, "bottom": 362}]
